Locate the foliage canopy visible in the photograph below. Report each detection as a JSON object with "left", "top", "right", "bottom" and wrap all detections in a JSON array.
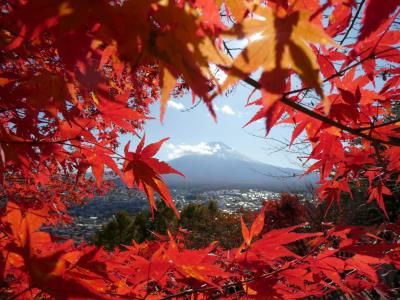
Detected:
[{"left": 0, "top": 0, "right": 399, "bottom": 298}]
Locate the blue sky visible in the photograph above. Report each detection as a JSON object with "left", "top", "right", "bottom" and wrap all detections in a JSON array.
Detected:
[
  {"left": 118, "top": 82, "right": 306, "bottom": 169},
  {"left": 116, "top": 2, "right": 388, "bottom": 172},
  {"left": 117, "top": 36, "right": 313, "bottom": 170}
]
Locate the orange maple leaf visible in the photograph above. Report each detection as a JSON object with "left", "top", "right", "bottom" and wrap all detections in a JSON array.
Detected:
[
  {"left": 220, "top": 6, "right": 337, "bottom": 113},
  {"left": 240, "top": 205, "right": 266, "bottom": 246}
]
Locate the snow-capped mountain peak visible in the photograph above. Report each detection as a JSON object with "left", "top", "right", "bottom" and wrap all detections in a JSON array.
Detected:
[
  {"left": 205, "top": 142, "right": 253, "bottom": 161},
  {"left": 164, "top": 142, "right": 318, "bottom": 191}
]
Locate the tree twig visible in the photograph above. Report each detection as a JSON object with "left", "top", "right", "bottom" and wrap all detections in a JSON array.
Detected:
[{"left": 340, "top": 0, "right": 366, "bottom": 45}]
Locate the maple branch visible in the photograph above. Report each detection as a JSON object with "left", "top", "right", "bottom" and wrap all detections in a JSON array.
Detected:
[
  {"left": 356, "top": 118, "right": 400, "bottom": 131},
  {"left": 241, "top": 76, "right": 400, "bottom": 147},
  {"left": 222, "top": 40, "right": 235, "bottom": 59},
  {"left": 180, "top": 99, "right": 201, "bottom": 112},
  {"left": 222, "top": 40, "right": 400, "bottom": 147},
  {"left": 340, "top": 0, "right": 366, "bottom": 45},
  {"left": 222, "top": 40, "right": 398, "bottom": 98},
  {"left": 224, "top": 40, "right": 398, "bottom": 98},
  {"left": 220, "top": 44, "right": 400, "bottom": 147},
  {"left": 288, "top": 52, "right": 380, "bottom": 96},
  {"left": 0, "top": 137, "right": 79, "bottom": 145}
]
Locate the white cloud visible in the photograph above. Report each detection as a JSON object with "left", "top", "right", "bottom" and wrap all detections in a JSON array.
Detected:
[
  {"left": 167, "top": 100, "right": 184, "bottom": 110},
  {"left": 166, "top": 142, "right": 220, "bottom": 160},
  {"left": 221, "top": 104, "right": 235, "bottom": 115}
]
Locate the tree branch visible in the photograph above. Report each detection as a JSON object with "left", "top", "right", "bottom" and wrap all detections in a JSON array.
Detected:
[
  {"left": 356, "top": 118, "right": 400, "bottom": 132},
  {"left": 234, "top": 47, "right": 400, "bottom": 147},
  {"left": 340, "top": 0, "right": 366, "bottom": 45},
  {"left": 243, "top": 75, "right": 400, "bottom": 147},
  {"left": 0, "top": 137, "right": 79, "bottom": 145}
]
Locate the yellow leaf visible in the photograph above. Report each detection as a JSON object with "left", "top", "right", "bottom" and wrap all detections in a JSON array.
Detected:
[
  {"left": 242, "top": 277, "right": 257, "bottom": 295},
  {"left": 221, "top": 8, "right": 337, "bottom": 112},
  {"left": 225, "top": 0, "right": 247, "bottom": 22},
  {"left": 58, "top": 2, "right": 73, "bottom": 16},
  {"left": 152, "top": 1, "right": 230, "bottom": 115},
  {"left": 90, "top": 91, "right": 99, "bottom": 105},
  {"left": 160, "top": 65, "right": 176, "bottom": 123}
]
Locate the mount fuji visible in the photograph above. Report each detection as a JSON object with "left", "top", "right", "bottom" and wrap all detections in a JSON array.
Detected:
[{"left": 163, "top": 142, "right": 318, "bottom": 192}]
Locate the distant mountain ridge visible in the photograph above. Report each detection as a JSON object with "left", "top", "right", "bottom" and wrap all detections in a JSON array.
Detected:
[{"left": 163, "top": 142, "right": 318, "bottom": 192}]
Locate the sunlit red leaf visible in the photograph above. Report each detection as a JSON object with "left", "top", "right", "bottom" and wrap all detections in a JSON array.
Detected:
[
  {"left": 123, "top": 136, "right": 183, "bottom": 217},
  {"left": 358, "top": 0, "right": 400, "bottom": 42}
]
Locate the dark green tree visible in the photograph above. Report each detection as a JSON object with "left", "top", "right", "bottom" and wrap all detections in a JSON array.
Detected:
[
  {"left": 92, "top": 211, "right": 135, "bottom": 250},
  {"left": 92, "top": 201, "right": 179, "bottom": 249},
  {"left": 92, "top": 200, "right": 244, "bottom": 250}
]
